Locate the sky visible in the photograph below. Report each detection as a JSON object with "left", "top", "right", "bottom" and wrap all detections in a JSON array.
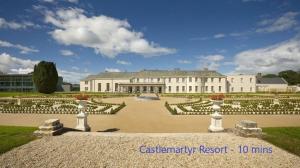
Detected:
[{"left": 0, "top": 0, "right": 300, "bottom": 83}]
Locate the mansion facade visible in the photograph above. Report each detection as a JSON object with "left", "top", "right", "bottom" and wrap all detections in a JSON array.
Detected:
[{"left": 80, "top": 69, "right": 258, "bottom": 93}]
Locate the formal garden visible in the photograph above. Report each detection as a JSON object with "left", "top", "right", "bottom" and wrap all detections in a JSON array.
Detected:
[
  {"left": 165, "top": 94, "right": 300, "bottom": 115},
  {"left": 0, "top": 97, "right": 125, "bottom": 115}
]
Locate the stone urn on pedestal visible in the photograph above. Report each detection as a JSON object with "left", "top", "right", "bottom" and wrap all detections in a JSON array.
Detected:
[
  {"left": 208, "top": 94, "right": 224, "bottom": 132},
  {"left": 75, "top": 94, "right": 90, "bottom": 131}
]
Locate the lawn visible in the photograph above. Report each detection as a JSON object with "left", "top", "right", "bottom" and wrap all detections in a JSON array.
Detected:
[
  {"left": 0, "top": 125, "right": 37, "bottom": 154},
  {"left": 262, "top": 127, "right": 300, "bottom": 156}
]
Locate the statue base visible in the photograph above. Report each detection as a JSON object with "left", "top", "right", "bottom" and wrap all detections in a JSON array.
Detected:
[{"left": 75, "top": 112, "right": 90, "bottom": 131}]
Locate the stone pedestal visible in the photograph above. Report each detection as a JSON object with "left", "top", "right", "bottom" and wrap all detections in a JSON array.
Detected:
[
  {"left": 273, "top": 98, "right": 280, "bottom": 105},
  {"left": 34, "top": 119, "right": 63, "bottom": 136},
  {"left": 235, "top": 120, "right": 262, "bottom": 137},
  {"left": 75, "top": 112, "right": 90, "bottom": 131},
  {"left": 208, "top": 102, "right": 224, "bottom": 132},
  {"left": 208, "top": 112, "right": 224, "bottom": 132},
  {"left": 17, "top": 98, "right": 21, "bottom": 105},
  {"left": 75, "top": 100, "right": 90, "bottom": 131}
]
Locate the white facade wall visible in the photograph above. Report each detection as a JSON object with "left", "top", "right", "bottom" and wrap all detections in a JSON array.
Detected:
[
  {"left": 256, "top": 84, "right": 288, "bottom": 92},
  {"left": 81, "top": 76, "right": 228, "bottom": 93},
  {"left": 226, "top": 75, "right": 256, "bottom": 93},
  {"left": 80, "top": 79, "right": 130, "bottom": 92}
]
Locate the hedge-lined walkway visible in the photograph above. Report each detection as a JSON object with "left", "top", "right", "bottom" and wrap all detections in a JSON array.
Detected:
[{"left": 1, "top": 96, "right": 300, "bottom": 132}]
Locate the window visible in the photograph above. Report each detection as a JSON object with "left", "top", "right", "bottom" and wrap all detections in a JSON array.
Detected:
[
  {"left": 189, "top": 86, "right": 192, "bottom": 92},
  {"left": 168, "top": 86, "right": 171, "bottom": 92},
  {"left": 158, "top": 78, "right": 160, "bottom": 82},
  {"left": 182, "top": 86, "right": 185, "bottom": 92},
  {"left": 250, "top": 78, "right": 252, "bottom": 83},
  {"left": 231, "top": 87, "right": 234, "bottom": 92},
  {"left": 176, "top": 78, "right": 179, "bottom": 83},
  {"left": 98, "top": 83, "right": 101, "bottom": 92},
  {"left": 169, "top": 78, "right": 171, "bottom": 82},
  {"left": 115, "top": 83, "right": 118, "bottom": 92},
  {"left": 219, "top": 78, "right": 222, "bottom": 83},
  {"left": 241, "top": 78, "right": 243, "bottom": 83},
  {"left": 137, "top": 78, "right": 139, "bottom": 82},
  {"left": 182, "top": 78, "right": 185, "bottom": 82},
  {"left": 176, "top": 86, "right": 179, "bottom": 92},
  {"left": 211, "top": 78, "right": 214, "bottom": 82},
  {"left": 219, "top": 86, "right": 221, "bottom": 92},
  {"left": 130, "top": 79, "right": 133, "bottom": 83},
  {"left": 85, "top": 81, "right": 88, "bottom": 84},
  {"left": 85, "top": 87, "right": 88, "bottom": 91},
  {"left": 250, "top": 87, "right": 252, "bottom": 92},
  {"left": 195, "top": 77, "right": 198, "bottom": 82},
  {"left": 211, "top": 86, "right": 214, "bottom": 92},
  {"left": 241, "top": 87, "right": 243, "bottom": 92},
  {"left": 189, "top": 77, "right": 192, "bottom": 82},
  {"left": 195, "top": 86, "right": 198, "bottom": 92},
  {"left": 231, "top": 78, "right": 234, "bottom": 83},
  {"left": 106, "top": 83, "right": 110, "bottom": 91},
  {"left": 205, "top": 86, "right": 208, "bottom": 91}
]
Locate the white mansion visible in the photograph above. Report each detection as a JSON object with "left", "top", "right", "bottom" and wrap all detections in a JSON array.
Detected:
[{"left": 80, "top": 69, "right": 289, "bottom": 93}]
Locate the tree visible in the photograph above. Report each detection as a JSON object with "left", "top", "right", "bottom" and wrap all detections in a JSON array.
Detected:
[
  {"left": 262, "top": 74, "right": 277, "bottom": 78},
  {"left": 278, "top": 70, "right": 299, "bottom": 85},
  {"left": 32, "top": 61, "right": 58, "bottom": 94}
]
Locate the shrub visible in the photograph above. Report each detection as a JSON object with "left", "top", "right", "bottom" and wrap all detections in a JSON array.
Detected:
[{"left": 32, "top": 61, "right": 58, "bottom": 94}]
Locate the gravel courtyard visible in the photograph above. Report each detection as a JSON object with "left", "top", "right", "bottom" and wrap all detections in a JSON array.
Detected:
[{"left": 0, "top": 132, "right": 299, "bottom": 168}]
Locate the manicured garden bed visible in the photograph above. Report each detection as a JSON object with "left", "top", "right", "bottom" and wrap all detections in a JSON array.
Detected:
[
  {"left": 0, "top": 125, "right": 37, "bottom": 154},
  {"left": 165, "top": 97, "right": 300, "bottom": 115},
  {"left": 0, "top": 98, "right": 126, "bottom": 115},
  {"left": 262, "top": 127, "right": 300, "bottom": 156}
]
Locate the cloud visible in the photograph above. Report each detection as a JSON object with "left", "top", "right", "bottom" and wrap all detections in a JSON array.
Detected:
[
  {"left": 60, "top": 49, "right": 75, "bottom": 56},
  {"left": 177, "top": 59, "right": 191, "bottom": 64},
  {"left": 71, "top": 66, "right": 79, "bottom": 70},
  {"left": 0, "top": 53, "right": 39, "bottom": 74},
  {"left": 213, "top": 33, "right": 226, "bottom": 39},
  {"left": 58, "top": 69, "right": 89, "bottom": 83},
  {"left": 0, "top": 17, "right": 38, "bottom": 30},
  {"left": 116, "top": 60, "right": 131, "bottom": 65},
  {"left": 42, "top": 0, "right": 55, "bottom": 2},
  {"left": 44, "top": 8, "right": 176, "bottom": 58},
  {"left": 242, "top": 0, "right": 264, "bottom": 2},
  {"left": 256, "top": 12, "right": 299, "bottom": 33},
  {"left": 0, "top": 52, "right": 87, "bottom": 83},
  {"left": 197, "top": 54, "right": 224, "bottom": 70},
  {"left": 42, "top": 0, "right": 78, "bottom": 3},
  {"left": 105, "top": 68, "right": 121, "bottom": 72},
  {"left": 67, "top": 0, "right": 79, "bottom": 3},
  {"left": 234, "top": 37, "right": 300, "bottom": 74},
  {"left": 0, "top": 40, "right": 39, "bottom": 54}
]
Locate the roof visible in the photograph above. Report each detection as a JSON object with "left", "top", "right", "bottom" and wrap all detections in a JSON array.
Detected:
[
  {"left": 82, "top": 70, "right": 225, "bottom": 81},
  {"left": 257, "top": 77, "right": 288, "bottom": 84}
]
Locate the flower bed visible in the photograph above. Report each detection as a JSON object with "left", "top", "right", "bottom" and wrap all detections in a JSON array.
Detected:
[
  {"left": 0, "top": 97, "right": 125, "bottom": 115},
  {"left": 166, "top": 98, "right": 300, "bottom": 115}
]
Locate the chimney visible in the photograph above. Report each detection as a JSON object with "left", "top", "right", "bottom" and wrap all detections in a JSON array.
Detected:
[{"left": 257, "top": 73, "right": 262, "bottom": 78}]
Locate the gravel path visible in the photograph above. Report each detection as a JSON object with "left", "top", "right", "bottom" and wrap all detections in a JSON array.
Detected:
[{"left": 0, "top": 132, "right": 299, "bottom": 168}]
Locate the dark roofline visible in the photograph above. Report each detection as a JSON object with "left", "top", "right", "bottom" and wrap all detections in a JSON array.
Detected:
[{"left": 81, "top": 69, "right": 225, "bottom": 81}]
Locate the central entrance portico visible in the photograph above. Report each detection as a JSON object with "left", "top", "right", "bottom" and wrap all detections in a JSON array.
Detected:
[{"left": 119, "top": 83, "right": 165, "bottom": 93}]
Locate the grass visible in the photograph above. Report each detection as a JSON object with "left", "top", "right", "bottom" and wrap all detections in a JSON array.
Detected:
[
  {"left": 262, "top": 127, "right": 300, "bottom": 156},
  {"left": 0, "top": 125, "right": 37, "bottom": 154}
]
